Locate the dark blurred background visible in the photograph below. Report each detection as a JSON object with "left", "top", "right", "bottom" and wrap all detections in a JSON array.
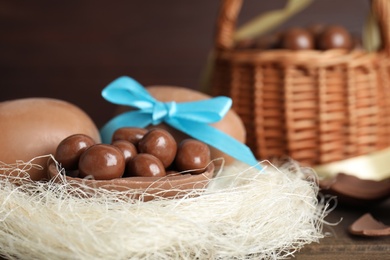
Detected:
[{"left": 0, "top": 0, "right": 369, "bottom": 127}]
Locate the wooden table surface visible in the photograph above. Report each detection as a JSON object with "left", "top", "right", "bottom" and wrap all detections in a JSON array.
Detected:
[{"left": 296, "top": 199, "right": 390, "bottom": 259}]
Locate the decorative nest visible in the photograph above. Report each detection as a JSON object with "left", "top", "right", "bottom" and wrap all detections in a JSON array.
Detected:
[{"left": 0, "top": 156, "right": 332, "bottom": 259}]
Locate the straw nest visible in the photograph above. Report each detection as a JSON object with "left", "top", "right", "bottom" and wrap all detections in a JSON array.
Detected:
[{"left": 0, "top": 156, "right": 333, "bottom": 259}]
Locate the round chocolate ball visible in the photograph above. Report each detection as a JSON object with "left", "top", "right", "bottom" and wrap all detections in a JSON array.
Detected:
[
  {"left": 281, "top": 27, "right": 314, "bottom": 50},
  {"left": 55, "top": 134, "right": 96, "bottom": 170},
  {"left": 175, "top": 139, "right": 211, "bottom": 174},
  {"left": 112, "top": 127, "right": 148, "bottom": 145},
  {"left": 317, "top": 25, "right": 352, "bottom": 50},
  {"left": 112, "top": 140, "right": 138, "bottom": 163},
  {"left": 78, "top": 144, "right": 125, "bottom": 180},
  {"left": 138, "top": 128, "right": 177, "bottom": 168},
  {"left": 127, "top": 153, "right": 166, "bottom": 177}
]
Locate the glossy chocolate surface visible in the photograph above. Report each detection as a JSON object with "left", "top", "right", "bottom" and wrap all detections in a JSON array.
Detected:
[
  {"left": 55, "top": 134, "right": 96, "bottom": 170},
  {"left": 112, "top": 140, "right": 138, "bottom": 163},
  {"left": 78, "top": 144, "right": 125, "bottom": 180},
  {"left": 175, "top": 139, "right": 211, "bottom": 173},
  {"left": 127, "top": 153, "right": 166, "bottom": 177},
  {"left": 137, "top": 128, "right": 177, "bottom": 168}
]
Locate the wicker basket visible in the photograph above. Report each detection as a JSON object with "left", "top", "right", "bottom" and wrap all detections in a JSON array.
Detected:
[{"left": 210, "top": 0, "right": 390, "bottom": 166}]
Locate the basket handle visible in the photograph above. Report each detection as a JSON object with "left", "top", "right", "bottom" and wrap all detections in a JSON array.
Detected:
[
  {"left": 214, "top": 0, "right": 244, "bottom": 51},
  {"left": 214, "top": 0, "right": 390, "bottom": 54},
  {"left": 372, "top": 0, "right": 390, "bottom": 55}
]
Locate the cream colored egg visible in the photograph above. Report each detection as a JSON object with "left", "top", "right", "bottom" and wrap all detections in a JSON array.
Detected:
[
  {"left": 0, "top": 98, "right": 101, "bottom": 181},
  {"left": 115, "top": 86, "right": 246, "bottom": 165}
]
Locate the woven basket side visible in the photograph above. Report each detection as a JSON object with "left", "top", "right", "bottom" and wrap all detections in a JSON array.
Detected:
[
  {"left": 229, "top": 63, "right": 257, "bottom": 153},
  {"left": 211, "top": 0, "right": 390, "bottom": 165},
  {"left": 377, "top": 56, "right": 390, "bottom": 147},
  {"left": 284, "top": 66, "right": 321, "bottom": 166},
  {"left": 347, "top": 65, "right": 376, "bottom": 156},
  {"left": 211, "top": 51, "right": 388, "bottom": 164},
  {"left": 253, "top": 64, "right": 287, "bottom": 159}
]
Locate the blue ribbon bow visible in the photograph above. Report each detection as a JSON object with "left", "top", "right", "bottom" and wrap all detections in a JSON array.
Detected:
[{"left": 100, "top": 76, "right": 260, "bottom": 168}]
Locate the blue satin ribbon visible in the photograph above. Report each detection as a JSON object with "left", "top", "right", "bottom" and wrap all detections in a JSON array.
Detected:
[{"left": 100, "top": 76, "right": 260, "bottom": 168}]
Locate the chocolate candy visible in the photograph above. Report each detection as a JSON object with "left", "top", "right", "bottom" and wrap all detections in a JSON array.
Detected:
[
  {"left": 112, "top": 140, "right": 138, "bottom": 163},
  {"left": 127, "top": 153, "right": 166, "bottom": 177},
  {"left": 55, "top": 134, "right": 96, "bottom": 170},
  {"left": 175, "top": 139, "right": 211, "bottom": 174},
  {"left": 112, "top": 127, "right": 148, "bottom": 145},
  {"left": 55, "top": 127, "right": 211, "bottom": 181},
  {"left": 281, "top": 27, "right": 314, "bottom": 50},
  {"left": 234, "top": 24, "right": 356, "bottom": 52},
  {"left": 138, "top": 128, "right": 177, "bottom": 168},
  {"left": 78, "top": 144, "right": 125, "bottom": 180},
  {"left": 317, "top": 25, "right": 352, "bottom": 50}
]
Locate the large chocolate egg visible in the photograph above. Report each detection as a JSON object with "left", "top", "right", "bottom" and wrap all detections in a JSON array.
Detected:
[
  {"left": 115, "top": 86, "right": 246, "bottom": 165},
  {"left": 0, "top": 98, "right": 101, "bottom": 181}
]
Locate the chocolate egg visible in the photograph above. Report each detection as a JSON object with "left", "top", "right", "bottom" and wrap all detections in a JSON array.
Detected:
[
  {"left": 138, "top": 128, "right": 177, "bottom": 168},
  {"left": 112, "top": 140, "right": 138, "bottom": 163},
  {"left": 55, "top": 134, "right": 96, "bottom": 170},
  {"left": 112, "top": 127, "right": 148, "bottom": 145},
  {"left": 281, "top": 27, "right": 314, "bottom": 50},
  {"left": 317, "top": 25, "right": 352, "bottom": 50},
  {"left": 175, "top": 139, "right": 211, "bottom": 174},
  {"left": 115, "top": 86, "right": 246, "bottom": 165},
  {"left": 78, "top": 144, "right": 125, "bottom": 180},
  {"left": 127, "top": 153, "right": 166, "bottom": 177},
  {"left": 0, "top": 98, "right": 101, "bottom": 181}
]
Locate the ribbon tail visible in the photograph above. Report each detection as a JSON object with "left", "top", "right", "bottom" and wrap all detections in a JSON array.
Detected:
[
  {"left": 166, "top": 118, "right": 261, "bottom": 170},
  {"left": 100, "top": 111, "right": 152, "bottom": 143}
]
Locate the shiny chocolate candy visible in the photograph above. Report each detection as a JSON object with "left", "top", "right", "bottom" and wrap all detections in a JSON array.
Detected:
[
  {"left": 78, "top": 144, "right": 125, "bottom": 180},
  {"left": 138, "top": 128, "right": 177, "bottom": 168},
  {"left": 55, "top": 134, "right": 96, "bottom": 170},
  {"left": 112, "top": 140, "right": 138, "bottom": 163},
  {"left": 175, "top": 139, "right": 211, "bottom": 174},
  {"left": 127, "top": 153, "right": 166, "bottom": 177}
]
